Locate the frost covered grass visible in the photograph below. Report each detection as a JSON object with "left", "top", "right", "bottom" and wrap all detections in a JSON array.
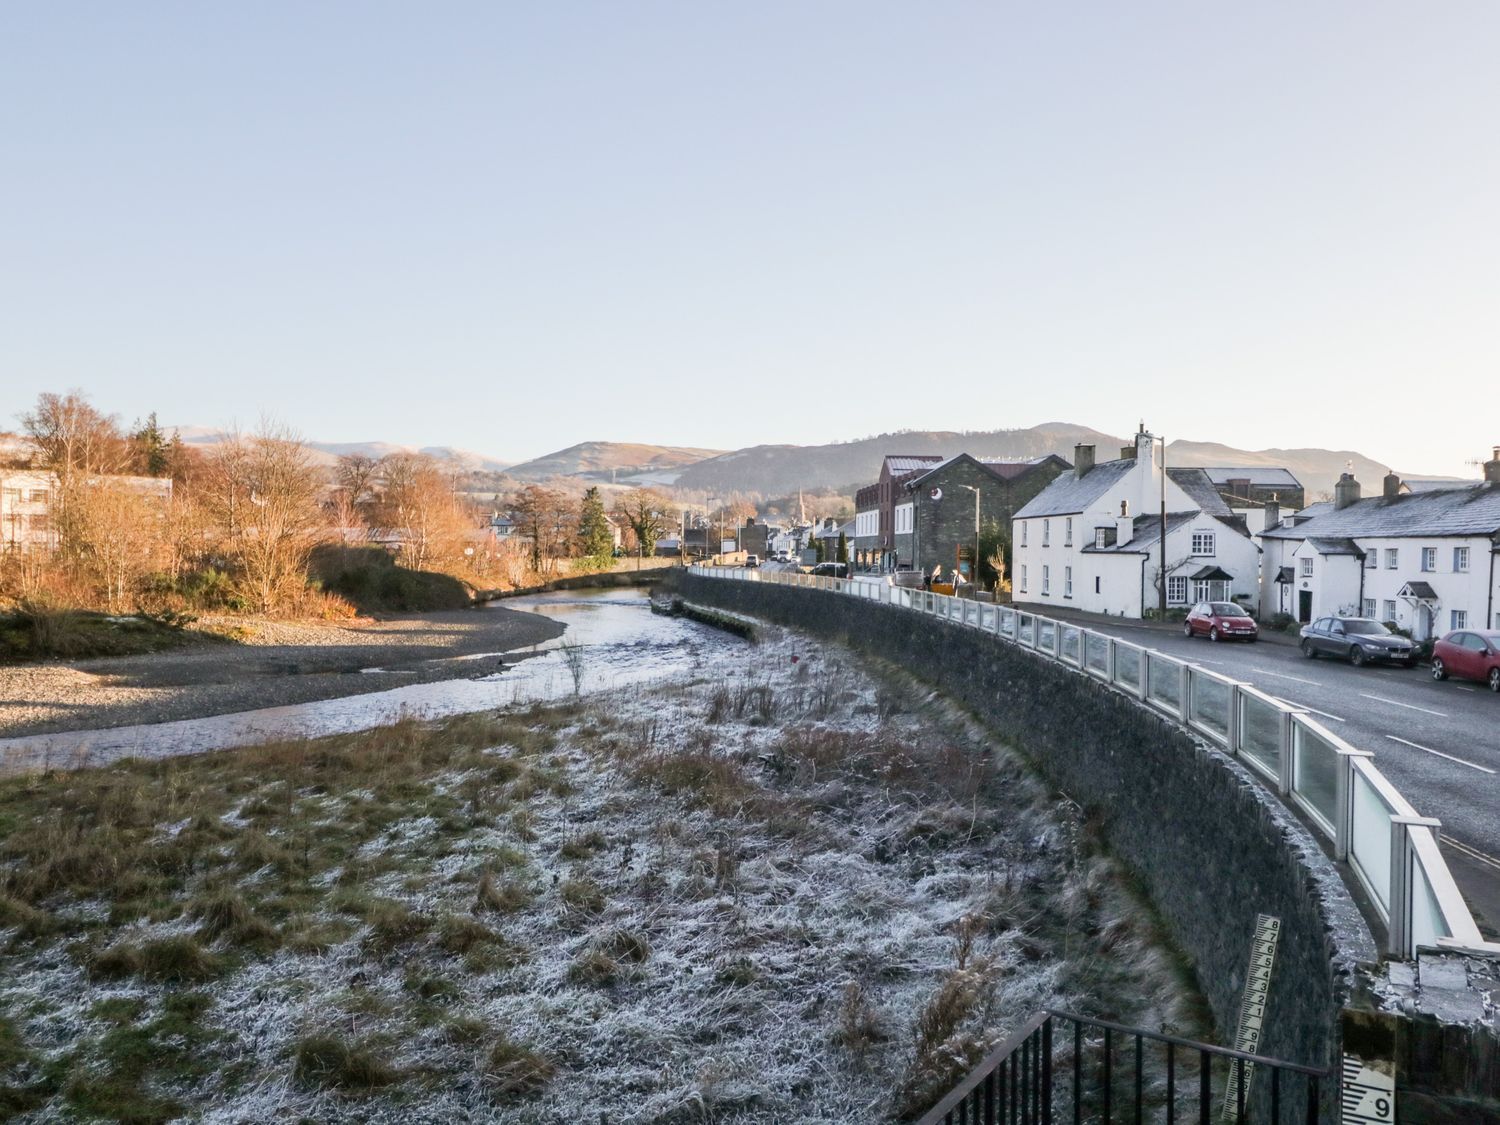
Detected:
[{"left": 0, "top": 629, "right": 1203, "bottom": 1122}]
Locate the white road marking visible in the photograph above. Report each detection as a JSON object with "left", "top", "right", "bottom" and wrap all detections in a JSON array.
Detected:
[
  {"left": 1359, "top": 693, "right": 1448, "bottom": 717},
  {"left": 1251, "top": 668, "right": 1320, "bottom": 686},
  {"left": 1272, "top": 697, "right": 1345, "bottom": 723},
  {"left": 1385, "top": 735, "right": 1495, "bottom": 775},
  {"left": 1442, "top": 835, "right": 1500, "bottom": 872}
]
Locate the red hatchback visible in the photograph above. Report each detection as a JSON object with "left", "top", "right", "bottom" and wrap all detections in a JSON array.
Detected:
[
  {"left": 1431, "top": 630, "right": 1500, "bottom": 692},
  {"left": 1183, "top": 601, "right": 1259, "bottom": 642}
]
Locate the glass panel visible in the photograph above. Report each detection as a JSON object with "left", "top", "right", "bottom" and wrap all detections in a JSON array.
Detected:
[
  {"left": 980, "top": 605, "right": 995, "bottom": 630},
  {"left": 1085, "top": 633, "right": 1109, "bottom": 674},
  {"left": 1115, "top": 645, "right": 1141, "bottom": 689},
  {"left": 1061, "top": 626, "right": 1081, "bottom": 663},
  {"left": 1349, "top": 768, "right": 1393, "bottom": 915},
  {"left": 1409, "top": 838, "right": 1450, "bottom": 949},
  {"left": 1189, "top": 672, "right": 1231, "bottom": 741},
  {"left": 999, "top": 609, "right": 1017, "bottom": 638},
  {"left": 1237, "top": 694, "right": 1282, "bottom": 778},
  {"left": 1018, "top": 614, "right": 1035, "bottom": 645},
  {"left": 1292, "top": 721, "right": 1341, "bottom": 834},
  {"left": 1038, "top": 621, "right": 1056, "bottom": 651},
  {"left": 1147, "top": 653, "right": 1181, "bottom": 709}
]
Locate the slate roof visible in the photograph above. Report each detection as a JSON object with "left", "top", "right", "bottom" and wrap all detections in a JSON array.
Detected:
[
  {"left": 884, "top": 455, "right": 945, "bottom": 476},
  {"left": 1166, "top": 468, "right": 1233, "bottom": 516},
  {"left": 907, "top": 453, "right": 1062, "bottom": 489},
  {"left": 1190, "top": 565, "right": 1234, "bottom": 581},
  {"left": 1400, "top": 581, "right": 1438, "bottom": 600},
  {"left": 1262, "top": 483, "right": 1500, "bottom": 540},
  {"left": 1015, "top": 458, "right": 1135, "bottom": 518},
  {"left": 1080, "top": 512, "right": 1198, "bottom": 553},
  {"left": 1274, "top": 566, "right": 1296, "bottom": 583},
  {"left": 1198, "top": 467, "right": 1302, "bottom": 489},
  {"left": 1306, "top": 537, "right": 1363, "bottom": 556}
]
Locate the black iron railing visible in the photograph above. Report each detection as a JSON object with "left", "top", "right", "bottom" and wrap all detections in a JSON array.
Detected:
[{"left": 915, "top": 1010, "right": 1328, "bottom": 1125}]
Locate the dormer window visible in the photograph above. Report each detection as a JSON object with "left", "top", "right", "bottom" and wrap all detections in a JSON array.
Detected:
[{"left": 1095, "top": 528, "right": 1108, "bottom": 549}]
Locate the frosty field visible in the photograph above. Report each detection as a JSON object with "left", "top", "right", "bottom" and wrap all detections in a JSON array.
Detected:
[{"left": 0, "top": 626, "right": 1202, "bottom": 1123}]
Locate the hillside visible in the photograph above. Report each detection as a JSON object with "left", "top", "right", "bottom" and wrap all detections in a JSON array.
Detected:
[
  {"left": 501, "top": 441, "right": 725, "bottom": 483},
  {"left": 171, "top": 428, "right": 512, "bottom": 472},
  {"left": 673, "top": 424, "right": 1123, "bottom": 496}
]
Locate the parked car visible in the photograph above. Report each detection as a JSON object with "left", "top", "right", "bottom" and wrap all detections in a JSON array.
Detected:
[
  {"left": 1299, "top": 617, "right": 1417, "bottom": 666},
  {"left": 1431, "top": 630, "right": 1500, "bottom": 692},
  {"left": 1183, "top": 601, "right": 1258, "bottom": 642},
  {"left": 744, "top": 554, "right": 760, "bottom": 568},
  {"left": 809, "top": 562, "right": 848, "bottom": 578}
]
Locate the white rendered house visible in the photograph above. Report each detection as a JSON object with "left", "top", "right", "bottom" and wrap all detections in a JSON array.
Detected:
[
  {"left": 1258, "top": 457, "right": 1500, "bottom": 639},
  {"left": 1012, "top": 428, "right": 1264, "bottom": 618}
]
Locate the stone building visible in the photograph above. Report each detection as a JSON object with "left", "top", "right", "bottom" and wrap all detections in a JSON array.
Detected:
[{"left": 903, "top": 453, "right": 1071, "bottom": 581}]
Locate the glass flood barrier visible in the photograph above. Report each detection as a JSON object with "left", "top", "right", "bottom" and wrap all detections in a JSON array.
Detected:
[
  {"left": 1084, "top": 633, "right": 1109, "bottom": 675},
  {"left": 1146, "top": 653, "right": 1181, "bottom": 710},
  {"left": 1292, "top": 720, "right": 1342, "bottom": 834},
  {"left": 1236, "top": 692, "right": 1282, "bottom": 781},
  {"left": 1038, "top": 620, "right": 1056, "bottom": 651},
  {"left": 1188, "top": 671, "right": 1231, "bottom": 741},
  {"left": 1060, "top": 626, "right": 1081, "bottom": 664},
  {"left": 1114, "top": 645, "right": 1142, "bottom": 691},
  {"left": 1349, "top": 764, "right": 1395, "bottom": 915}
]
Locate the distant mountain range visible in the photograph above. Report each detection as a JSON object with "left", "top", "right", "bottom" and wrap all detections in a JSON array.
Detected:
[{"left": 166, "top": 424, "right": 1472, "bottom": 501}]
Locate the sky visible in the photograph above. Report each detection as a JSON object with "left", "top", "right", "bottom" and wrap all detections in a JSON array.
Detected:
[{"left": 2, "top": 3, "right": 1497, "bottom": 476}]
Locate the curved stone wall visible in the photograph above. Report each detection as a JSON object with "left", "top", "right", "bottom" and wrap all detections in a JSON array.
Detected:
[{"left": 675, "top": 571, "right": 1377, "bottom": 1073}]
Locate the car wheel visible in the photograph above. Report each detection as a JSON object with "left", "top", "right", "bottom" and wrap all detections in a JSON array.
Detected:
[
  {"left": 1431, "top": 658, "right": 1447, "bottom": 681},
  {"left": 1183, "top": 621, "right": 1194, "bottom": 637},
  {"left": 1209, "top": 627, "right": 1220, "bottom": 642},
  {"left": 1489, "top": 667, "right": 1500, "bottom": 693},
  {"left": 1301, "top": 640, "right": 1317, "bottom": 658},
  {"left": 1350, "top": 647, "right": 1366, "bottom": 667}
]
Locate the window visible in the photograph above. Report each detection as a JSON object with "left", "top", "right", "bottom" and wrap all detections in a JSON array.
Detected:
[
  {"left": 1362, "top": 598, "right": 1376, "bottom": 618},
  {"left": 1300, "top": 557, "right": 1313, "bottom": 577},
  {"left": 1, "top": 489, "right": 19, "bottom": 506},
  {"left": 1064, "top": 566, "right": 1073, "bottom": 596},
  {"left": 27, "top": 489, "right": 48, "bottom": 504},
  {"left": 1190, "top": 531, "right": 1215, "bottom": 555},
  {"left": 1453, "top": 546, "right": 1470, "bottom": 572},
  {"left": 1042, "top": 520, "right": 1050, "bottom": 547},
  {"left": 1064, "top": 518, "right": 1073, "bottom": 546},
  {"left": 1042, "top": 565, "right": 1050, "bottom": 594},
  {"left": 1383, "top": 599, "right": 1397, "bottom": 623},
  {"left": 1167, "top": 576, "right": 1188, "bottom": 604},
  {"left": 1363, "top": 549, "right": 1375, "bottom": 569},
  {"left": 29, "top": 514, "right": 49, "bottom": 532},
  {"left": 1020, "top": 522, "right": 1027, "bottom": 547},
  {"left": 1094, "top": 576, "right": 1101, "bottom": 594},
  {"left": 1421, "top": 547, "right": 1436, "bottom": 572},
  {"left": 1094, "top": 528, "right": 1107, "bottom": 549},
  {"left": 1385, "top": 548, "right": 1398, "bottom": 569},
  {"left": 1019, "top": 565, "right": 1028, "bottom": 593},
  {"left": 1451, "top": 610, "right": 1468, "bottom": 631}
]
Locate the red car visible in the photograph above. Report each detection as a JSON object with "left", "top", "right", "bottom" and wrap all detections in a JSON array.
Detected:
[
  {"left": 1183, "top": 600, "right": 1259, "bottom": 642},
  {"left": 1431, "top": 629, "right": 1500, "bottom": 692}
]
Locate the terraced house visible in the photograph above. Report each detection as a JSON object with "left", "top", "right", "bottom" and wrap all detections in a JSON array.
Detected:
[
  {"left": 1258, "top": 451, "right": 1500, "bottom": 638},
  {"left": 1011, "top": 428, "right": 1270, "bottom": 618}
]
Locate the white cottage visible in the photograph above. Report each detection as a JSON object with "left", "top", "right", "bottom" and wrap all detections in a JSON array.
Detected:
[
  {"left": 1258, "top": 455, "right": 1500, "bottom": 639},
  {"left": 1012, "top": 428, "right": 1264, "bottom": 618}
]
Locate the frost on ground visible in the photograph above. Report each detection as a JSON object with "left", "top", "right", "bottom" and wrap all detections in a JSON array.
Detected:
[{"left": 0, "top": 627, "right": 1203, "bottom": 1123}]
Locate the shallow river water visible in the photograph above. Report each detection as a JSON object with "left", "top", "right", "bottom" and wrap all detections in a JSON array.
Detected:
[{"left": 0, "top": 589, "right": 745, "bottom": 773}]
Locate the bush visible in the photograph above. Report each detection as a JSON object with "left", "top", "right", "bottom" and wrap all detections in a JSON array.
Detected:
[
  {"left": 1265, "top": 611, "right": 1296, "bottom": 632},
  {"left": 311, "top": 547, "right": 471, "bottom": 613}
]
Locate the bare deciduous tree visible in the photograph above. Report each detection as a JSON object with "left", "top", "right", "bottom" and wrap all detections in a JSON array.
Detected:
[
  {"left": 613, "top": 489, "right": 676, "bottom": 570},
  {"left": 375, "top": 453, "right": 475, "bottom": 572}
]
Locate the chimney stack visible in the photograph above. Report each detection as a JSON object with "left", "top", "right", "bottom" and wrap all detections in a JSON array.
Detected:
[
  {"left": 1120, "top": 444, "right": 1137, "bottom": 460},
  {"left": 1116, "top": 500, "right": 1132, "bottom": 545},
  {"left": 1334, "top": 472, "right": 1361, "bottom": 510},
  {"left": 1485, "top": 446, "right": 1500, "bottom": 484},
  {"left": 1383, "top": 471, "right": 1401, "bottom": 501},
  {"left": 1263, "top": 498, "right": 1280, "bottom": 531},
  {"left": 1074, "top": 444, "right": 1096, "bottom": 478}
]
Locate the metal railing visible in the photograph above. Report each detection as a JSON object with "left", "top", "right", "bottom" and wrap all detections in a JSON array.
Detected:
[
  {"left": 916, "top": 1009, "right": 1328, "bottom": 1125},
  {"left": 693, "top": 567, "right": 1497, "bottom": 959}
]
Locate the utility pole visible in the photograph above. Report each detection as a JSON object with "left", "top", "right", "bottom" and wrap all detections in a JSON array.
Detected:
[
  {"left": 1158, "top": 432, "right": 1168, "bottom": 618},
  {"left": 961, "top": 484, "right": 981, "bottom": 594}
]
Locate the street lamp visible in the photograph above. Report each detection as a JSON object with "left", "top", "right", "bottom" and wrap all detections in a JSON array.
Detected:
[
  {"left": 959, "top": 485, "right": 980, "bottom": 595},
  {"left": 706, "top": 498, "right": 721, "bottom": 565}
]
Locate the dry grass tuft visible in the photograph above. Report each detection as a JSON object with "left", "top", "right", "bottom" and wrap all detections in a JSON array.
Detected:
[
  {"left": 293, "top": 1034, "right": 402, "bottom": 1090},
  {"left": 484, "top": 1034, "right": 555, "bottom": 1097}
]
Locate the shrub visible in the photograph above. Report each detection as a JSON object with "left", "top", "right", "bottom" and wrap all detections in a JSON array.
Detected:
[{"left": 293, "top": 1035, "right": 401, "bottom": 1090}]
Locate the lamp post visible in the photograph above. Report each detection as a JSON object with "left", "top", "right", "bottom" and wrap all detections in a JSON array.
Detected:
[
  {"left": 706, "top": 498, "right": 720, "bottom": 565},
  {"left": 960, "top": 485, "right": 980, "bottom": 595}
]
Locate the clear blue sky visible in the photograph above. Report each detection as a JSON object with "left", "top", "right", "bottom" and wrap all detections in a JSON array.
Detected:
[{"left": 3, "top": 3, "right": 1497, "bottom": 475}]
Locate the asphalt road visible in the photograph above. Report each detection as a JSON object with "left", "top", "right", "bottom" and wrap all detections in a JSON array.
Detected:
[{"left": 1069, "top": 615, "right": 1500, "bottom": 935}]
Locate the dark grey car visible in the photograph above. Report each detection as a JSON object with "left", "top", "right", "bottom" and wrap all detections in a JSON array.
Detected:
[{"left": 1299, "top": 616, "right": 1417, "bottom": 666}]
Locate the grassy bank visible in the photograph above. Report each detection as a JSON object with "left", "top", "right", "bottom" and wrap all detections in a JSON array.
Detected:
[
  {"left": 0, "top": 635, "right": 1200, "bottom": 1122},
  {"left": 0, "top": 605, "right": 204, "bottom": 664}
]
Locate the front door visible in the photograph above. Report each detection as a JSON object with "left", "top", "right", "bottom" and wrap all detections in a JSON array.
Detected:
[{"left": 1298, "top": 590, "right": 1313, "bottom": 623}]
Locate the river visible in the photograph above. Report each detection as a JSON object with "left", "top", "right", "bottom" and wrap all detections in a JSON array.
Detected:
[{"left": 0, "top": 589, "right": 745, "bottom": 773}]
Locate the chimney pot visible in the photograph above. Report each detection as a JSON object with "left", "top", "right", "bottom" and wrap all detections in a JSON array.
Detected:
[{"left": 1073, "top": 444, "right": 1096, "bottom": 478}]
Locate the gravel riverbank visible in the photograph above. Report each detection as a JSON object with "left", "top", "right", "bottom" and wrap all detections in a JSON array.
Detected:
[{"left": 0, "top": 605, "right": 565, "bottom": 738}]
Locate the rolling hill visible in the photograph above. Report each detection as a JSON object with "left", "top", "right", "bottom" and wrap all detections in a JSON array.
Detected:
[{"left": 501, "top": 441, "right": 726, "bottom": 483}]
